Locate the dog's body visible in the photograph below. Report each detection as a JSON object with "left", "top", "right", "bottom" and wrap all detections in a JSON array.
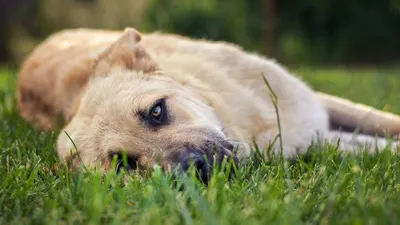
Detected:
[{"left": 17, "top": 28, "right": 400, "bottom": 171}]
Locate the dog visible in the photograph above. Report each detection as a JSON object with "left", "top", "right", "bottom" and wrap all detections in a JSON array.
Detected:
[{"left": 17, "top": 27, "right": 400, "bottom": 175}]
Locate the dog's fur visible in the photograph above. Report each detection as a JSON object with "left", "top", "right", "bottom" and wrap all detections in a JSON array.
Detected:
[{"left": 17, "top": 28, "right": 400, "bottom": 171}]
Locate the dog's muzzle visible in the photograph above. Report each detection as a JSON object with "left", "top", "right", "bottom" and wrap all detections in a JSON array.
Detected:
[{"left": 112, "top": 140, "right": 238, "bottom": 183}]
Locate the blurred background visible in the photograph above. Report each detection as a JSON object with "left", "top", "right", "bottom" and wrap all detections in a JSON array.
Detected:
[{"left": 1, "top": 0, "right": 400, "bottom": 67}]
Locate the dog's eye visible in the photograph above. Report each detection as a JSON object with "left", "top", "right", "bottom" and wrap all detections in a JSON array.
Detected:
[
  {"left": 151, "top": 105, "right": 162, "bottom": 118},
  {"left": 144, "top": 98, "right": 168, "bottom": 127}
]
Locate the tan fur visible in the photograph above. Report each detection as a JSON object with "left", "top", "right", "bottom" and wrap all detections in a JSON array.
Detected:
[
  {"left": 317, "top": 92, "right": 400, "bottom": 137},
  {"left": 17, "top": 28, "right": 400, "bottom": 170}
]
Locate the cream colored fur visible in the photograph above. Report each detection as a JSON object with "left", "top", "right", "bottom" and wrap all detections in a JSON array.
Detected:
[{"left": 17, "top": 28, "right": 400, "bottom": 170}]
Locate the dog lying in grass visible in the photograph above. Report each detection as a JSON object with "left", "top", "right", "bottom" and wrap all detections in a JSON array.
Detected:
[{"left": 17, "top": 27, "right": 400, "bottom": 175}]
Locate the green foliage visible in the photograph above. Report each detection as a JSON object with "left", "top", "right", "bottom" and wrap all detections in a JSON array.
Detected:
[
  {"left": 144, "top": 0, "right": 400, "bottom": 64},
  {"left": 143, "top": 0, "right": 258, "bottom": 51},
  {"left": 2, "top": 0, "right": 400, "bottom": 64},
  {"left": 1, "top": 68, "right": 400, "bottom": 224},
  {"left": 277, "top": 0, "right": 400, "bottom": 64}
]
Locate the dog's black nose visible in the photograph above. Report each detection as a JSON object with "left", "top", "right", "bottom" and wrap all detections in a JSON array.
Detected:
[
  {"left": 180, "top": 152, "right": 210, "bottom": 182},
  {"left": 192, "top": 154, "right": 211, "bottom": 182},
  {"left": 178, "top": 141, "right": 238, "bottom": 183}
]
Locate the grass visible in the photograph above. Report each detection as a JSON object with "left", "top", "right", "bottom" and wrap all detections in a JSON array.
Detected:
[{"left": 1, "top": 66, "right": 400, "bottom": 225}]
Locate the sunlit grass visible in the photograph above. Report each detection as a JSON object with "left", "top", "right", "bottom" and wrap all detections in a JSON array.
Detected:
[{"left": 1, "top": 68, "right": 399, "bottom": 224}]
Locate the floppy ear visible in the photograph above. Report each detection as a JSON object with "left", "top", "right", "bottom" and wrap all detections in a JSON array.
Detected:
[{"left": 92, "top": 27, "right": 159, "bottom": 76}]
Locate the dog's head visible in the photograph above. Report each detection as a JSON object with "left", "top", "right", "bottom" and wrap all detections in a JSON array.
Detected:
[{"left": 56, "top": 28, "right": 237, "bottom": 178}]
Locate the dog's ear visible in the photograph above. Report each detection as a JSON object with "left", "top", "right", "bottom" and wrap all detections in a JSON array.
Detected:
[{"left": 92, "top": 28, "right": 159, "bottom": 76}]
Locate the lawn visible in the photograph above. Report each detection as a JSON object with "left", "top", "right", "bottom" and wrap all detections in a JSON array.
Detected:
[{"left": 1, "top": 66, "right": 399, "bottom": 225}]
